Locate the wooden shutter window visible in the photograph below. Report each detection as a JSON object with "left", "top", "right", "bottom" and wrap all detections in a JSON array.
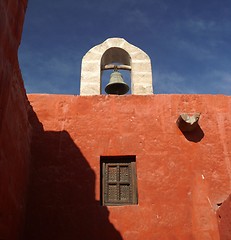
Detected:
[{"left": 101, "top": 156, "right": 137, "bottom": 206}]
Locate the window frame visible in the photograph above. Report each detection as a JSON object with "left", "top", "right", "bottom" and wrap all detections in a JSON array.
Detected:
[{"left": 100, "top": 155, "right": 138, "bottom": 206}]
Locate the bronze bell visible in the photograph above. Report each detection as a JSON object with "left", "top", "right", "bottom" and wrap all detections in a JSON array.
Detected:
[{"left": 105, "top": 69, "right": 129, "bottom": 95}]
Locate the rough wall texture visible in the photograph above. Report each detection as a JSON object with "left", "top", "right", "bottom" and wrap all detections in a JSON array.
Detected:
[
  {"left": 0, "top": 1, "right": 30, "bottom": 239},
  {"left": 217, "top": 194, "right": 231, "bottom": 239},
  {"left": 25, "top": 94, "right": 231, "bottom": 240}
]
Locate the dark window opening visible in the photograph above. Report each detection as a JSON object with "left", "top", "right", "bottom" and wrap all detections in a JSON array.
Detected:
[{"left": 100, "top": 156, "right": 138, "bottom": 206}]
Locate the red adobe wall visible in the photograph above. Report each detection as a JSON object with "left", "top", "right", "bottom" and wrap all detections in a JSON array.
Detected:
[
  {"left": 217, "top": 194, "right": 231, "bottom": 239},
  {"left": 0, "top": 1, "right": 30, "bottom": 240},
  {"left": 25, "top": 94, "right": 231, "bottom": 240}
]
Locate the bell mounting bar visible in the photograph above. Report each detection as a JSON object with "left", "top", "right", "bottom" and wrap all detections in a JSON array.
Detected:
[{"left": 102, "top": 64, "right": 131, "bottom": 71}]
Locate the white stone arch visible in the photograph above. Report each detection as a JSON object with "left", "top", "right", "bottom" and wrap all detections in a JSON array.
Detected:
[{"left": 80, "top": 38, "right": 153, "bottom": 95}]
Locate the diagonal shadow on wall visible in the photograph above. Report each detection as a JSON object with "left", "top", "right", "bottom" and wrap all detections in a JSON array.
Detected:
[
  {"left": 216, "top": 194, "right": 231, "bottom": 240},
  {"left": 23, "top": 106, "right": 123, "bottom": 240}
]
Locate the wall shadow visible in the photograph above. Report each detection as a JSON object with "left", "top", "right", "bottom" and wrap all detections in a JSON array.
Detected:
[
  {"left": 181, "top": 125, "right": 204, "bottom": 143},
  {"left": 23, "top": 106, "right": 123, "bottom": 240},
  {"left": 216, "top": 194, "right": 231, "bottom": 240}
]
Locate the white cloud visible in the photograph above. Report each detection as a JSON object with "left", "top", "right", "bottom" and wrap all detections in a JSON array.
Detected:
[
  {"left": 124, "top": 9, "right": 152, "bottom": 30},
  {"left": 185, "top": 19, "right": 217, "bottom": 33},
  {"left": 18, "top": 46, "right": 82, "bottom": 94},
  {"left": 169, "top": 17, "right": 231, "bottom": 61},
  {"left": 154, "top": 68, "right": 231, "bottom": 95},
  {"left": 205, "top": 70, "right": 231, "bottom": 94},
  {"left": 154, "top": 71, "right": 196, "bottom": 94},
  {"left": 176, "top": 39, "right": 215, "bottom": 61}
]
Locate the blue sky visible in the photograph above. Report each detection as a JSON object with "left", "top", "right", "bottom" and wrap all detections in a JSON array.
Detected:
[{"left": 19, "top": 0, "right": 231, "bottom": 95}]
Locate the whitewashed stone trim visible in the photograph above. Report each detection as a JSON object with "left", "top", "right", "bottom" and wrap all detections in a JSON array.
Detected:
[{"left": 80, "top": 38, "right": 153, "bottom": 95}]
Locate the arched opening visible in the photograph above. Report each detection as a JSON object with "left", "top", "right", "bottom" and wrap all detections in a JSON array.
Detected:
[
  {"left": 80, "top": 38, "right": 153, "bottom": 95},
  {"left": 101, "top": 48, "right": 131, "bottom": 95}
]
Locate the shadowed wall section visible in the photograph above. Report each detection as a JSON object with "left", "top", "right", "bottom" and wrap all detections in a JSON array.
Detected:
[
  {"left": 0, "top": 1, "right": 30, "bottom": 240},
  {"left": 26, "top": 94, "right": 231, "bottom": 240},
  {"left": 217, "top": 194, "right": 231, "bottom": 239},
  {"left": 24, "top": 105, "right": 122, "bottom": 240}
]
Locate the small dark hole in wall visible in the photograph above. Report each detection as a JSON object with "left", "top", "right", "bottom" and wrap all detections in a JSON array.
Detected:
[
  {"left": 217, "top": 202, "right": 223, "bottom": 207},
  {"left": 218, "top": 215, "right": 221, "bottom": 219}
]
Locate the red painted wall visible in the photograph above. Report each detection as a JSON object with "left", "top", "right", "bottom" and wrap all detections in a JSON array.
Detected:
[
  {"left": 217, "top": 194, "right": 231, "bottom": 239},
  {"left": 1, "top": 1, "right": 230, "bottom": 239},
  {"left": 25, "top": 94, "right": 231, "bottom": 240},
  {"left": 0, "top": 1, "right": 30, "bottom": 240}
]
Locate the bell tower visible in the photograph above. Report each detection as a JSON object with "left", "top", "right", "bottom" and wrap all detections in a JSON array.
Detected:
[{"left": 80, "top": 38, "right": 153, "bottom": 95}]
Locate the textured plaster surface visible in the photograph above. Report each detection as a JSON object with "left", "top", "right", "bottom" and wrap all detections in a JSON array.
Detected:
[
  {"left": 25, "top": 94, "right": 231, "bottom": 240},
  {"left": 217, "top": 192, "right": 231, "bottom": 239}
]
